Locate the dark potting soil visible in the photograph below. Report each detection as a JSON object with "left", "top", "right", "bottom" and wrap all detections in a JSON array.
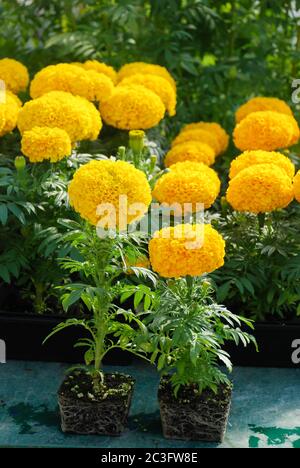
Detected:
[
  {"left": 158, "top": 377, "right": 232, "bottom": 442},
  {"left": 59, "top": 370, "right": 135, "bottom": 402},
  {"left": 58, "top": 371, "right": 135, "bottom": 435}
]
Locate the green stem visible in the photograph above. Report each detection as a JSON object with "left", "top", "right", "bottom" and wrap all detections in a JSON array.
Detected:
[
  {"left": 34, "top": 282, "right": 46, "bottom": 314},
  {"left": 132, "top": 150, "right": 141, "bottom": 169},
  {"left": 186, "top": 275, "right": 194, "bottom": 299},
  {"left": 90, "top": 234, "right": 115, "bottom": 390}
]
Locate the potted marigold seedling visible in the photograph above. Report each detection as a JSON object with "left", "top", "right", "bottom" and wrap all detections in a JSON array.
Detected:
[
  {"left": 144, "top": 223, "right": 256, "bottom": 442},
  {"left": 44, "top": 158, "right": 154, "bottom": 435}
]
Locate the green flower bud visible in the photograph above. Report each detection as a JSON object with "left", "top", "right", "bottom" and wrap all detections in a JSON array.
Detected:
[
  {"left": 129, "top": 130, "right": 145, "bottom": 155},
  {"left": 14, "top": 156, "right": 26, "bottom": 171},
  {"left": 117, "top": 146, "right": 126, "bottom": 160}
]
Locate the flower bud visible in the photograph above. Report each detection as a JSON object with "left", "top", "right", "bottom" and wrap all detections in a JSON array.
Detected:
[
  {"left": 14, "top": 156, "right": 26, "bottom": 171},
  {"left": 117, "top": 146, "right": 126, "bottom": 160},
  {"left": 129, "top": 130, "right": 145, "bottom": 155}
]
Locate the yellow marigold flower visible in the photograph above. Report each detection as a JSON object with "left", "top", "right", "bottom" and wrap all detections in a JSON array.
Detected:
[
  {"left": 152, "top": 161, "right": 220, "bottom": 212},
  {"left": 233, "top": 111, "right": 298, "bottom": 151},
  {"left": 118, "top": 73, "right": 176, "bottom": 116},
  {"left": 6, "top": 90, "right": 22, "bottom": 108},
  {"left": 181, "top": 122, "right": 229, "bottom": 153},
  {"left": 18, "top": 91, "right": 102, "bottom": 142},
  {"left": 0, "top": 58, "right": 29, "bottom": 94},
  {"left": 82, "top": 60, "right": 117, "bottom": 84},
  {"left": 235, "top": 96, "right": 293, "bottom": 123},
  {"left": 149, "top": 224, "right": 225, "bottom": 278},
  {"left": 30, "top": 63, "right": 114, "bottom": 102},
  {"left": 164, "top": 141, "right": 215, "bottom": 167},
  {"left": 21, "top": 126, "right": 72, "bottom": 163},
  {"left": 100, "top": 84, "right": 165, "bottom": 130},
  {"left": 229, "top": 150, "right": 295, "bottom": 179},
  {"left": 0, "top": 92, "right": 20, "bottom": 136},
  {"left": 293, "top": 171, "right": 300, "bottom": 203},
  {"left": 68, "top": 160, "right": 152, "bottom": 226},
  {"left": 85, "top": 70, "right": 114, "bottom": 102},
  {"left": 226, "top": 163, "right": 293, "bottom": 213},
  {"left": 117, "top": 62, "right": 176, "bottom": 90},
  {"left": 171, "top": 129, "right": 222, "bottom": 155}
]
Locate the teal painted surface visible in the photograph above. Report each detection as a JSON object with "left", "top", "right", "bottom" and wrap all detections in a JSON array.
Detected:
[{"left": 0, "top": 361, "right": 300, "bottom": 448}]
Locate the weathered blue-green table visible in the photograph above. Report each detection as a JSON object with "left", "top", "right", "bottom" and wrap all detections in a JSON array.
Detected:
[{"left": 0, "top": 360, "right": 299, "bottom": 448}]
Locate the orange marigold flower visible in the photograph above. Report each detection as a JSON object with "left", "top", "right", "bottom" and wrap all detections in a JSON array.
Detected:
[
  {"left": 233, "top": 111, "right": 299, "bottom": 151},
  {"left": 152, "top": 161, "right": 220, "bottom": 212},
  {"left": 117, "top": 62, "right": 176, "bottom": 90},
  {"left": 181, "top": 122, "right": 229, "bottom": 153},
  {"left": 235, "top": 96, "right": 293, "bottom": 123},
  {"left": 100, "top": 84, "right": 165, "bottom": 130},
  {"left": 149, "top": 224, "right": 225, "bottom": 278},
  {"left": 229, "top": 150, "right": 295, "bottom": 179},
  {"left": 68, "top": 159, "right": 152, "bottom": 227},
  {"left": 226, "top": 163, "right": 294, "bottom": 213},
  {"left": 164, "top": 141, "right": 216, "bottom": 167},
  {"left": 118, "top": 73, "right": 176, "bottom": 116},
  {"left": 172, "top": 129, "right": 222, "bottom": 155}
]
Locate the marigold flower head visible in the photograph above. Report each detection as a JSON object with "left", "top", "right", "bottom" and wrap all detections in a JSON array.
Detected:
[
  {"left": 118, "top": 73, "right": 176, "bottom": 116},
  {"left": 0, "top": 58, "right": 29, "bottom": 94},
  {"left": 6, "top": 90, "right": 22, "bottom": 108},
  {"left": 226, "top": 163, "right": 293, "bottom": 213},
  {"left": 152, "top": 161, "right": 220, "bottom": 212},
  {"left": 0, "top": 91, "right": 20, "bottom": 136},
  {"left": 30, "top": 63, "right": 114, "bottom": 102},
  {"left": 181, "top": 122, "right": 229, "bottom": 153},
  {"left": 18, "top": 91, "right": 102, "bottom": 142},
  {"left": 81, "top": 60, "right": 117, "bottom": 83},
  {"left": 100, "top": 84, "right": 165, "bottom": 130},
  {"left": 85, "top": 70, "right": 114, "bottom": 102},
  {"left": 21, "top": 126, "right": 72, "bottom": 163},
  {"left": 293, "top": 171, "right": 300, "bottom": 203},
  {"left": 164, "top": 141, "right": 216, "bottom": 167},
  {"left": 229, "top": 150, "right": 295, "bottom": 179},
  {"left": 172, "top": 128, "right": 222, "bottom": 155},
  {"left": 235, "top": 96, "right": 293, "bottom": 123},
  {"left": 68, "top": 160, "right": 152, "bottom": 226},
  {"left": 117, "top": 62, "right": 176, "bottom": 90},
  {"left": 149, "top": 223, "right": 225, "bottom": 278},
  {"left": 233, "top": 111, "right": 299, "bottom": 151}
]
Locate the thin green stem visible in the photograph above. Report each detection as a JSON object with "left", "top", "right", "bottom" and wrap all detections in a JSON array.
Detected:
[
  {"left": 132, "top": 150, "right": 141, "bottom": 169},
  {"left": 186, "top": 275, "right": 194, "bottom": 299}
]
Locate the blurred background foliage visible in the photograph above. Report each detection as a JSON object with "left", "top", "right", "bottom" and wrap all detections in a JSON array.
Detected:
[{"left": 1, "top": 0, "right": 300, "bottom": 132}]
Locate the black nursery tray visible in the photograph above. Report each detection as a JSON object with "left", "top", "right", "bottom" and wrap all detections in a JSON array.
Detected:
[
  {"left": 225, "top": 321, "right": 300, "bottom": 368},
  {"left": 0, "top": 311, "right": 131, "bottom": 365},
  {"left": 1, "top": 311, "right": 299, "bottom": 368}
]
